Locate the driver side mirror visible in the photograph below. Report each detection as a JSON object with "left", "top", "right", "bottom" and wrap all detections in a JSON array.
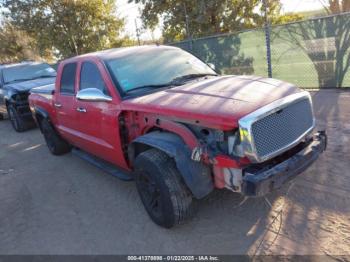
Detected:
[{"left": 76, "top": 88, "right": 112, "bottom": 102}]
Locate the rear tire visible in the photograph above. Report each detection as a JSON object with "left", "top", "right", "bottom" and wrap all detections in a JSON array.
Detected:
[
  {"left": 40, "top": 118, "right": 71, "bottom": 155},
  {"left": 7, "top": 104, "right": 27, "bottom": 132},
  {"left": 134, "top": 149, "right": 193, "bottom": 228}
]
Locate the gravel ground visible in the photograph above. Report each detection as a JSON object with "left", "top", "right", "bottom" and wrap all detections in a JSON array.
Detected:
[{"left": 0, "top": 90, "right": 349, "bottom": 255}]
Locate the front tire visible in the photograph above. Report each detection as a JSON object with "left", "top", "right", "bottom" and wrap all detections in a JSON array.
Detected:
[
  {"left": 7, "top": 104, "right": 27, "bottom": 132},
  {"left": 40, "top": 118, "right": 71, "bottom": 155},
  {"left": 134, "top": 149, "right": 193, "bottom": 228}
]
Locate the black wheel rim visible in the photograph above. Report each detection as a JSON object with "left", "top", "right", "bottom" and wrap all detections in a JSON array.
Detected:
[
  {"left": 138, "top": 171, "right": 162, "bottom": 219},
  {"left": 8, "top": 108, "right": 19, "bottom": 130}
]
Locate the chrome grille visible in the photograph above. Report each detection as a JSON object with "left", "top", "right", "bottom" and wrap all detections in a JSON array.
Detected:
[{"left": 251, "top": 98, "right": 314, "bottom": 159}]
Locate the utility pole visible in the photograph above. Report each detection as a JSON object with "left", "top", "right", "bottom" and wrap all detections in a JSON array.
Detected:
[
  {"left": 134, "top": 19, "right": 141, "bottom": 46},
  {"left": 183, "top": 3, "right": 193, "bottom": 51},
  {"left": 263, "top": 0, "right": 272, "bottom": 78}
]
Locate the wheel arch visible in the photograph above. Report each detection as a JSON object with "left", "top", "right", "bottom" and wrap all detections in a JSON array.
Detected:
[
  {"left": 128, "top": 131, "right": 214, "bottom": 199},
  {"left": 4, "top": 96, "right": 14, "bottom": 109},
  {"left": 4, "top": 90, "right": 18, "bottom": 106},
  {"left": 33, "top": 106, "right": 51, "bottom": 132}
]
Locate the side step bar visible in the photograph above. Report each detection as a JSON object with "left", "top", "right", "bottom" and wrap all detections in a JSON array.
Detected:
[{"left": 72, "top": 148, "right": 133, "bottom": 181}]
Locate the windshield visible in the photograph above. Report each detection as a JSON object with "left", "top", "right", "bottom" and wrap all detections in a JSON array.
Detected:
[
  {"left": 3, "top": 63, "right": 56, "bottom": 84},
  {"left": 105, "top": 48, "right": 216, "bottom": 94}
]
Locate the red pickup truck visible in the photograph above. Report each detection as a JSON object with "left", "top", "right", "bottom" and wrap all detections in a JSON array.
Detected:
[{"left": 29, "top": 45, "right": 327, "bottom": 228}]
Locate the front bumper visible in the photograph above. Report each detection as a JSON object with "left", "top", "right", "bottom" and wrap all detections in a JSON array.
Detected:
[{"left": 241, "top": 131, "right": 327, "bottom": 197}]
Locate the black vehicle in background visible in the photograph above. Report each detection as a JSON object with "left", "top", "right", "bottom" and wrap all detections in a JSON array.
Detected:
[{"left": 0, "top": 62, "right": 56, "bottom": 132}]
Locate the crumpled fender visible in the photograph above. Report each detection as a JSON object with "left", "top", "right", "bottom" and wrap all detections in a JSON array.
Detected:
[{"left": 129, "top": 131, "right": 214, "bottom": 199}]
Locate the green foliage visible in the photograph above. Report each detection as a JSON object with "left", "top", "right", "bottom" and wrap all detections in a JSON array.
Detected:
[
  {"left": 271, "top": 13, "right": 304, "bottom": 25},
  {"left": 130, "top": 0, "right": 296, "bottom": 42},
  {"left": 2, "top": 0, "right": 126, "bottom": 58},
  {"left": 0, "top": 22, "right": 46, "bottom": 63}
]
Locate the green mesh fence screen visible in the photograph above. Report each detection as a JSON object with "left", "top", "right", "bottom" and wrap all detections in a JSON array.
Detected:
[{"left": 171, "top": 12, "right": 350, "bottom": 89}]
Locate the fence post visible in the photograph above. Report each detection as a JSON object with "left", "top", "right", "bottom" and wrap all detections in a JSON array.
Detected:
[{"left": 263, "top": 0, "right": 272, "bottom": 78}]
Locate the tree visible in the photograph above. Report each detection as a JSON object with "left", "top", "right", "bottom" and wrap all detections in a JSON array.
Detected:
[
  {"left": 0, "top": 22, "right": 47, "bottom": 63},
  {"left": 321, "top": 0, "right": 350, "bottom": 14},
  {"left": 275, "top": 0, "right": 350, "bottom": 88},
  {"left": 2, "top": 0, "right": 126, "bottom": 58},
  {"left": 130, "top": 0, "right": 288, "bottom": 42}
]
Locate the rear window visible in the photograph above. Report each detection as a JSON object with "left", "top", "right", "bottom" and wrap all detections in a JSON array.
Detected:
[{"left": 60, "top": 63, "right": 77, "bottom": 94}]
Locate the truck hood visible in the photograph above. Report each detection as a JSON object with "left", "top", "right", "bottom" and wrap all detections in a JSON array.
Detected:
[
  {"left": 4, "top": 77, "right": 56, "bottom": 93},
  {"left": 121, "top": 75, "right": 302, "bottom": 129}
]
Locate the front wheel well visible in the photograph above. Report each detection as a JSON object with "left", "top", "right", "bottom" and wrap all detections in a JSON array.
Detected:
[
  {"left": 131, "top": 127, "right": 165, "bottom": 160},
  {"left": 128, "top": 131, "right": 184, "bottom": 166},
  {"left": 128, "top": 131, "right": 214, "bottom": 199},
  {"left": 129, "top": 142, "right": 154, "bottom": 165},
  {"left": 35, "top": 113, "right": 44, "bottom": 131},
  {"left": 33, "top": 108, "right": 51, "bottom": 133}
]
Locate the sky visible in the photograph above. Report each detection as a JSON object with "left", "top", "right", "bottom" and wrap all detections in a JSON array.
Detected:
[{"left": 117, "top": 0, "right": 326, "bottom": 41}]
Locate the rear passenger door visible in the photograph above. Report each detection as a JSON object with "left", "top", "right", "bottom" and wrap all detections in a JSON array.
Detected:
[{"left": 54, "top": 62, "right": 80, "bottom": 143}]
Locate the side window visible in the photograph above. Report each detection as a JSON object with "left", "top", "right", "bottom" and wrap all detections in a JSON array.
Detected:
[
  {"left": 80, "top": 62, "right": 109, "bottom": 95},
  {"left": 60, "top": 63, "right": 77, "bottom": 95}
]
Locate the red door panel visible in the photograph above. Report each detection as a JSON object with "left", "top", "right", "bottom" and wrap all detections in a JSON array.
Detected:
[
  {"left": 72, "top": 59, "right": 129, "bottom": 169},
  {"left": 54, "top": 62, "right": 80, "bottom": 145}
]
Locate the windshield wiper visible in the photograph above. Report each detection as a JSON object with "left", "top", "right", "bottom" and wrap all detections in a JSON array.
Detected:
[
  {"left": 125, "top": 73, "right": 218, "bottom": 94},
  {"left": 125, "top": 83, "right": 173, "bottom": 93},
  {"left": 170, "top": 73, "right": 218, "bottom": 85},
  {"left": 36, "top": 75, "right": 56, "bottom": 78}
]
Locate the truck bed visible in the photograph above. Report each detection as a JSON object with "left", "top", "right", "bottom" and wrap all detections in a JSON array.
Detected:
[
  {"left": 30, "top": 84, "right": 55, "bottom": 95},
  {"left": 29, "top": 84, "right": 56, "bottom": 124}
]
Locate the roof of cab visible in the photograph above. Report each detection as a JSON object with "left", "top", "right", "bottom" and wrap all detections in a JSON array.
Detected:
[{"left": 63, "top": 45, "right": 180, "bottom": 63}]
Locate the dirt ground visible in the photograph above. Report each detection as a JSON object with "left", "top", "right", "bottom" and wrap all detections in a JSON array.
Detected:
[{"left": 0, "top": 90, "right": 349, "bottom": 256}]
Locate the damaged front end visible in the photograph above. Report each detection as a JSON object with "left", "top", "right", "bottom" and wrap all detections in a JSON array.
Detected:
[
  {"left": 11, "top": 92, "right": 33, "bottom": 120},
  {"left": 242, "top": 131, "right": 327, "bottom": 196},
  {"left": 191, "top": 92, "right": 327, "bottom": 197},
  {"left": 203, "top": 131, "right": 327, "bottom": 197}
]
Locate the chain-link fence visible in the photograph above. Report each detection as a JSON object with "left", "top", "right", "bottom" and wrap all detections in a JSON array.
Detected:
[{"left": 171, "top": 12, "right": 350, "bottom": 89}]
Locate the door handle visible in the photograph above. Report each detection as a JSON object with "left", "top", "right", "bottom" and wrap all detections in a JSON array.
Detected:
[
  {"left": 54, "top": 103, "right": 62, "bottom": 108},
  {"left": 76, "top": 107, "right": 87, "bottom": 113}
]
